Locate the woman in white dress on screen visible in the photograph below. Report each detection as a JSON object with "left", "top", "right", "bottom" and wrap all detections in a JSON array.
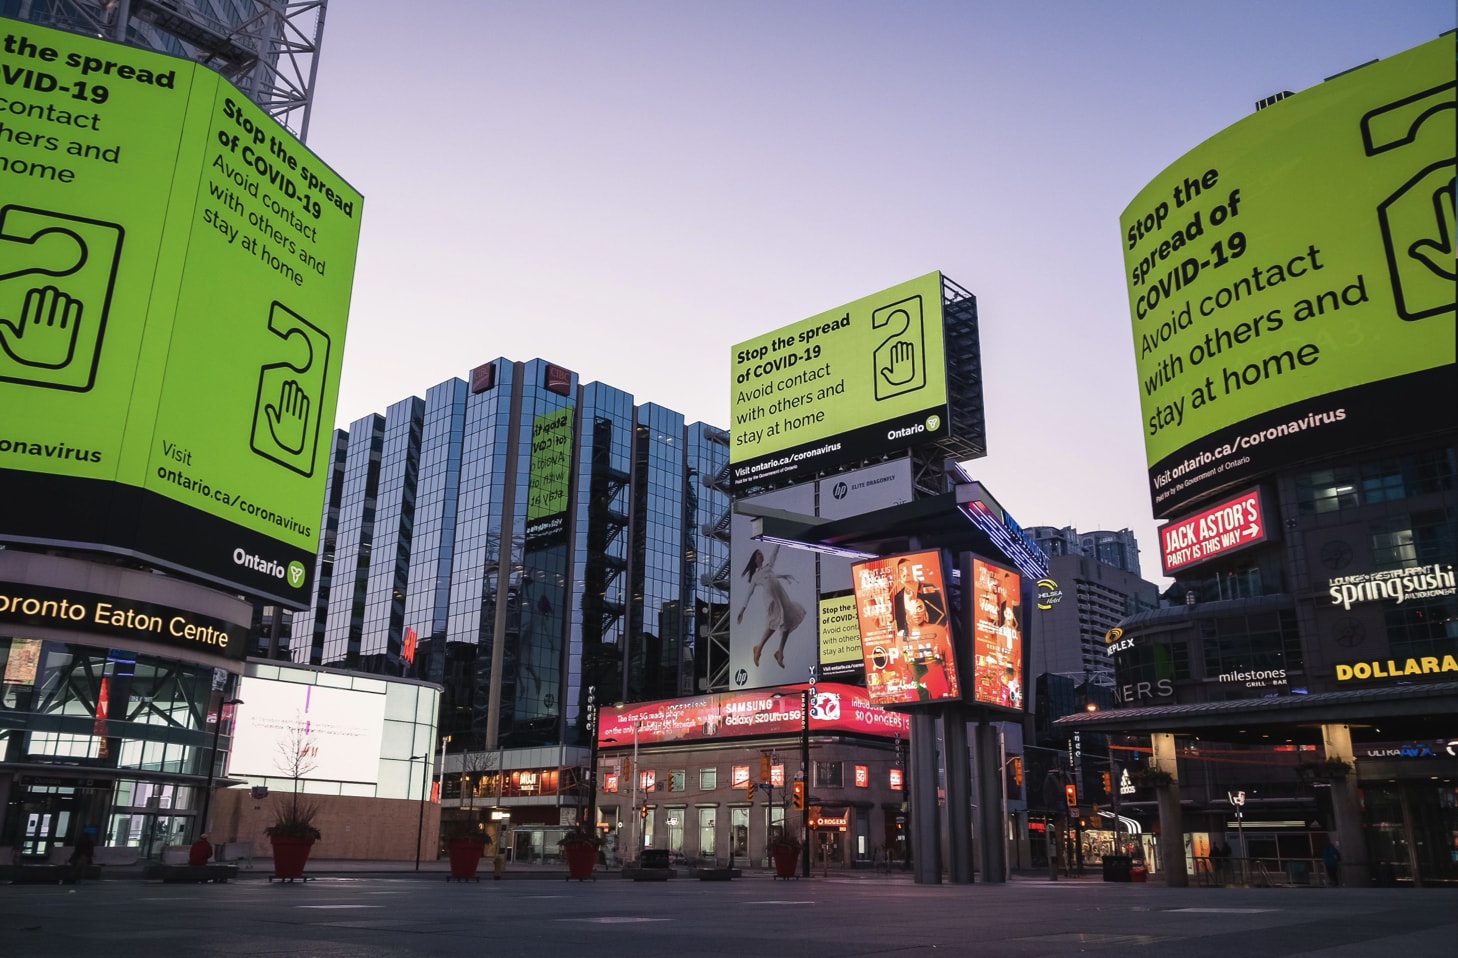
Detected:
[{"left": 736, "top": 544, "right": 807, "bottom": 668}]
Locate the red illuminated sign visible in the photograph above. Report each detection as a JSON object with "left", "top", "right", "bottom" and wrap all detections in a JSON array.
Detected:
[
  {"left": 597, "top": 683, "right": 909, "bottom": 746},
  {"left": 1160, "top": 488, "right": 1268, "bottom": 574}
]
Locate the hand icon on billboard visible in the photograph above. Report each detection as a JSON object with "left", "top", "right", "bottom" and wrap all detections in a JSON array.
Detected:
[
  {"left": 0, "top": 208, "right": 123, "bottom": 392},
  {"left": 265, "top": 378, "right": 311, "bottom": 455},
  {"left": 0, "top": 285, "right": 83, "bottom": 369},
  {"left": 878, "top": 339, "right": 917, "bottom": 388}
]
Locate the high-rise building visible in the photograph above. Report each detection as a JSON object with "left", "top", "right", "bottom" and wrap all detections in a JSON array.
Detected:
[
  {"left": 1026, "top": 526, "right": 1143, "bottom": 577},
  {"left": 1, "top": 0, "right": 327, "bottom": 136},
  {"left": 288, "top": 359, "right": 730, "bottom": 771},
  {"left": 1025, "top": 530, "right": 1160, "bottom": 693}
]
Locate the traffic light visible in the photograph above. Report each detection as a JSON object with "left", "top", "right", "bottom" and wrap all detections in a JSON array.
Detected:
[
  {"left": 792, "top": 780, "right": 805, "bottom": 810},
  {"left": 1100, "top": 771, "right": 1112, "bottom": 794},
  {"left": 745, "top": 777, "right": 756, "bottom": 800},
  {"left": 640, "top": 804, "right": 648, "bottom": 819},
  {"left": 1010, "top": 757, "right": 1023, "bottom": 787},
  {"left": 1064, "top": 783, "right": 1078, "bottom": 807},
  {"left": 759, "top": 754, "right": 771, "bottom": 784}
]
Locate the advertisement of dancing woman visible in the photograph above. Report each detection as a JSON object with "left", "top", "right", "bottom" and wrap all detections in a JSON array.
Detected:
[{"left": 729, "top": 485, "right": 817, "bottom": 690}]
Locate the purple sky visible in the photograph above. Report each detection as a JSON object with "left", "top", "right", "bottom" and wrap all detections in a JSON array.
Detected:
[{"left": 306, "top": 2, "right": 1455, "bottom": 585}]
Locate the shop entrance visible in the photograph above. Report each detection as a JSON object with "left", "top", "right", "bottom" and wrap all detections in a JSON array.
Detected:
[{"left": 5, "top": 776, "right": 112, "bottom": 861}]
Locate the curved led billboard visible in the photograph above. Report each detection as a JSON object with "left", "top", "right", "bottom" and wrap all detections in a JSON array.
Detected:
[
  {"left": 0, "top": 19, "right": 362, "bottom": 605},
  {"left": 1121, "top": 36, "right": 1455, "bottom": 518}
]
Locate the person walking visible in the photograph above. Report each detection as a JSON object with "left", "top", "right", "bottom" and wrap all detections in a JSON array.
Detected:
[{"left": 1322, "top": 839, "right": 1342, "bottom": 886}]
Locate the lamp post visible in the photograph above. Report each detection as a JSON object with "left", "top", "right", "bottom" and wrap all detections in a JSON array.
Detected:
[
  {"left": 199, "top": 698, "right": 242, "bottom": 837},
  {"left": 629, "top": 721, "right": 641, "bottom": 864},
  {"left": 411, "top": 752, "right": 429, "bottom": 871}
]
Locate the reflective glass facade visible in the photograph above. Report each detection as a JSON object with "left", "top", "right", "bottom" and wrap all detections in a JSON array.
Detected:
[{"left": 290, "top": 359, "right": 729, "bottom": 757}]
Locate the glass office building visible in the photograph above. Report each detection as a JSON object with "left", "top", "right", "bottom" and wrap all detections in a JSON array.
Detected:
[{"left": 286, "top": 358, "right": 731, "bottom": 829}]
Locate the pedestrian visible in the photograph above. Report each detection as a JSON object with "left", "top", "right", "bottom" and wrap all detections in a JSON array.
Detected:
[
  {"left": 68, "top": 827, "right": 96, "bottom": 884},
  {"left": 1322, "top": 840, "right": 1341, "bottom": 886},
  {"left": 189, "top": 832, "right": 214, "bottom": 867}
]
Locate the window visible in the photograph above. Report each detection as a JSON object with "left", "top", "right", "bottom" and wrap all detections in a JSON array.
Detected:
[
  {"left": 699, "top": 767, "right": 717, "bottom": 790},
  {"left": 668, "top": 769, "right": 686, "bottom": 793},
  {"left": 814, "top": 761, "right": 843, "bottom": 788},
  {"left": 696, "top": 807, "right": 715, "bottom": 861},
  {"left": 770, "top": 764, "right": 784, "bottom": 788},
  {"left": 1385, "top": 596, "right": 1458, "bottom": 661},
  {"left": 854, "top": 765, "right": 869, "bottom": 788},
  {"left": 1371, "top": 510, "right": 1456, "bottom": 570},
  {"left": 730, "top": 765, "right": 749, "bottom": 789}
]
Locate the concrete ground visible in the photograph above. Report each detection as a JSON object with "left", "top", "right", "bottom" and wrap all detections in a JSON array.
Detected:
[{"left": 3, "top": 857, "right": 1453, "bottom": 957}]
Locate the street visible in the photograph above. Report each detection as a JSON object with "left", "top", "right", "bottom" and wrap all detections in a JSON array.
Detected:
[{"left": 2, "top": 872, "right": 1453, "bottom": 957}]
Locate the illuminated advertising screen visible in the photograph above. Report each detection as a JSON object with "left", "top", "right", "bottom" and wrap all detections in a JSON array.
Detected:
[
  {"left": 229, "top": 678, "right": 387, "bottom": 784},
  {"left": 1120, "top": 37, "right": 1455, "bottom": 518},
  {"left": 597, "top": 682, "right": 909, "bottom": 746},
  {"left": 851, "top": 550, "right": 961, "bottom": 706},
  {"left": 0, "top": 19, "right": 363, "bottom": 605},
  {"left": 1160, "top": 487, "right": 1269, "bottom": 575},
  {"left": 969, "top": 557, "right": 1023, "bottom": 711},
  {"left": 729, "top": 272, "right": 948, "bottom": 488},
  {"left": 816, "top": 594, "right": 864, "bottom": 681},
  {"left": 524, "top": 405, "right": 573, "bottom": 541}
]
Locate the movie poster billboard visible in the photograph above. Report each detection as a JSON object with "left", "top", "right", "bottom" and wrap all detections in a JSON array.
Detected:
[
  {"left": 851, "top": 550, "right": 961, "bottom": 706},
  {"left": 969, "top": 557, "right": 1023, "bottom": 711}
]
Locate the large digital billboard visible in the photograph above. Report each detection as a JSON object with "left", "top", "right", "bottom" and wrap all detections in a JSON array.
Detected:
[
  {"left": 1120, "top": 36, "right": 1455, "bottom": 518},
  {"left": 968, "top": 557, "right": 1023, "bottom": 711},
  {"left": 229, "top": 678, "right": 387, "bottom": 784},
  {"left": 729, "top": 272, "right": 949, "bottom": 489},
  {"left": 0, "top": 19, "right": 362, "bottom": 605},
  {"left": 852, "top": 550, "right": 961, "bottom": 706}
]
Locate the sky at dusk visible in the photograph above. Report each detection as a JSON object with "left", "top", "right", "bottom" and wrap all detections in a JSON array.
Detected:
[{"left": 305, "top": 2, "right": 1456, "bottom": 586}]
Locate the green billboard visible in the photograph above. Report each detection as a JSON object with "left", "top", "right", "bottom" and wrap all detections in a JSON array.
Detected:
[
  {"left": 729, "top": 271, "right": 948, "bottom": 488},
  {"left": 0, "top": 19, "right": 362, "bottom": 605},
  {"left": 1121, "top": 36, "right": 1455, "bottom": 518}
]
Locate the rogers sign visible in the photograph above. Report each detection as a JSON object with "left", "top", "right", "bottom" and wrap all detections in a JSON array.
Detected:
[
  {"left": 1160, "top": 488, "right": 1269, "bottom": 575},
  {"left": 597, "top": 682, "right": 909, "bottom": 746}
]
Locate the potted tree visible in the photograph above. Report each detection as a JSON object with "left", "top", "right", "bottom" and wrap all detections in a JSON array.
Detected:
[
  {"left": 444, "top": 820, "right": 491, "bottom": 882},
  {"left": 266, "top": 723, "right": 321, "bottom": 881},
  {"left": 557, "top": 825, "right": 603, "bottom": 881},
  {"left": 265, "top": 792, "right": 321, "bottom": 880},
  {"left": 767, "top": 832, "right": 802, "bottom": 880}
]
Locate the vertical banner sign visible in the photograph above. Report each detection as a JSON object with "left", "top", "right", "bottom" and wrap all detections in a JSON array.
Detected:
[
  {"left": 0, "top": 19, "right": 363, "bottom": 606},
  {"left": 1121, "top": 37, "right": 1454, "bottom": 518}
]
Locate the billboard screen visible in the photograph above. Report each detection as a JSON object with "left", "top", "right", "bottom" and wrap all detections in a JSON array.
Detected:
[
  {"left": 968, "top": 557, "right": 1023, "bottom": 711},
  {"left": 0, "top": 19, "right": 363, "bottom": 605},
  {"left": 730, "top": 484, "right": 818, "bottom": 690},
  {"left": 597, "top": 682, "right": 909, "bottom": 746},
  {"left": 816, "top": 594, "right": 864, "bottom": 681},
  {"left": 851, "top": 550, "right": 961, "bottom": 706},
  {"left": 1120, "top": 37, "right": 1455, "bottom": 518},
  {"left": 729, "top": 272, "right": 948, "bottom": 488},
  {"left": 229, "top": 679, "right": 387, "bottom": 784},
  {"left": 1160, "top": 487, "right": 1269, "bottom": 575}
]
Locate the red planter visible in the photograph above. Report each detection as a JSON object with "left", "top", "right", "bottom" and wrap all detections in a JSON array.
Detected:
[
  {"left": 563, "top": 842, "right": 597, "bottom": 881},
  {"left": 269, "top": 835, "right": 315, "bottom": 879},
  {"left": 448, "top": 840, "right": 486, "bottom": 881},
  {"left": 771, "top": 845, "right": 799, "bottom": 879}
]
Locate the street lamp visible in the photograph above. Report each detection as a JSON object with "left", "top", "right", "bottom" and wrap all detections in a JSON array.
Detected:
[
  {"left": 199, "top": 698, "right": 242, "bottom": 837},
  {"left": 411, "top": 751, "right": 431, "bottom": 871},
  {"left": 584, "top": 686, "right": 599, "bottom": 832}
]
